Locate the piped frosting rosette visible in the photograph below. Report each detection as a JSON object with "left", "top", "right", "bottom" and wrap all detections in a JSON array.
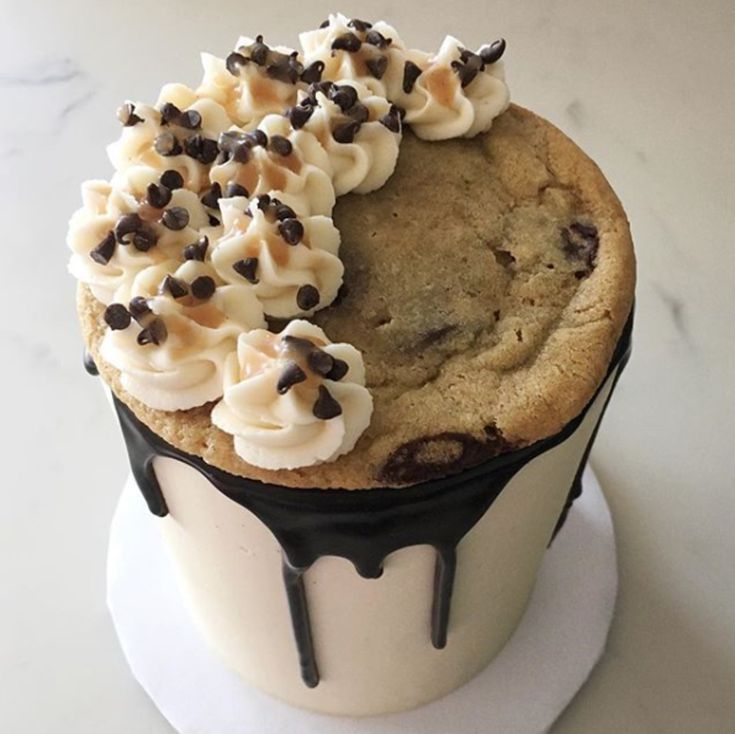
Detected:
[
  {"left": 69, "top": 14, "right": 511, "bottom": 469},
  {"left": 198, "top": 36, "right": 305, "bottom": 127},
  {"left": 108, "top": 87, "right": 235, "bottom": 191},
  {"left": 212, "top": 195, "right": 343, "bottom": 318},
  {"left": 207, "top": 122, "right": 335, "bottom": 216},
  {"left": 299, "top": 14, "right": 409, "bottom": 98},
  {"left": 290, "top": 79, "right": 402, "bottom": 195},
  {"left": 300, "top": 13, "right": 509, "bottom": 140},
  {"left": 211, "top": 320, "right": 372, "bottom": 470},
  {"left": 68, "top": 176, "right": 213, "bottom": 304},
  {"left": 99, "top": 259, "right": 265, "bottom": 411}
]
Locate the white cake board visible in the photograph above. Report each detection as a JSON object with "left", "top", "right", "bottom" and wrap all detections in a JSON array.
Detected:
[{"left": 107, "top": 467, "right": 616, "bottom": 734}]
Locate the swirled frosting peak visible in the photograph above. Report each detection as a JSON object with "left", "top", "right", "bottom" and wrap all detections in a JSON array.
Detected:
[
  {"left": 211, "top": 320, "right": 373, "bottom": 469},
  {"left": 68, "top": 14, "right": 511, "bottom": 469}
]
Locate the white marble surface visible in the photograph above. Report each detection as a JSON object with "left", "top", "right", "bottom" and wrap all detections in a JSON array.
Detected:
[{"left": 0, "top": 1, "right": 733, "bottom": 732}]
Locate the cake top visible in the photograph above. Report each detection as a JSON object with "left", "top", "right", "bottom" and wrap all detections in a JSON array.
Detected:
[{"left": 71, "top": 14, "right": 634, "bottom": 488}]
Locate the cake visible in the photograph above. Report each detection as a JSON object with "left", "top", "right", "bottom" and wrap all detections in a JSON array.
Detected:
[{"left": 70, "top": 13, "right": 635, "bottom": 717}]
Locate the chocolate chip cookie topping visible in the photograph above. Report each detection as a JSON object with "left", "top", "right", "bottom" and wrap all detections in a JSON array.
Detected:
[{"left": 68, "top": 14, "right": 512, "bottom": 469}]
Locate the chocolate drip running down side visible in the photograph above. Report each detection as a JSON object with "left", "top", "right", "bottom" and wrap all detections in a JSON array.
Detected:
[{"left": 97, "top": 310, "right": 632, "bottom": 688}]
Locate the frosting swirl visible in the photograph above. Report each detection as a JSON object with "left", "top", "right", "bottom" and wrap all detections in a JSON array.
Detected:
[
  {"left": 197, "top": 36, "right": 301, "bottom": 127},
  {"left": 212, "top": 196, "right": 343, "bottom": 318},
  {"left": 211, "top": 320, "right": 372, "bottom": 469},
  {"left": 386, "top": 36, "right": 510, "bottom": 140},
  {"left": 100, "top": 261, "right": 265, "bottom": 411},
  {"left": 295, "top": 80, "right": 402, "bottom": 195},
  {"left": 108, "top": 87, "right": 234, "bottom": 191},
  {"left": 68, "top": 178, "right": 212, "bottom": 304}
]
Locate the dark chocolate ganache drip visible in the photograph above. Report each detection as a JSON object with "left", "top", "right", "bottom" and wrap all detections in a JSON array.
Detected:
[{"left": 90, "top": 310, "right": 632, "bottom": 688}]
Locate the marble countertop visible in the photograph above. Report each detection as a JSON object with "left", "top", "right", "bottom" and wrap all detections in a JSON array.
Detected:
[{"left": 2, "top": 1, "right": 733, "bottom": 732}]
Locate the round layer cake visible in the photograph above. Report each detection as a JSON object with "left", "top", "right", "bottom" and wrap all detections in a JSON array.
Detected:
[{"left": 79, "top": 103, "right": 634, "bottom": 489}]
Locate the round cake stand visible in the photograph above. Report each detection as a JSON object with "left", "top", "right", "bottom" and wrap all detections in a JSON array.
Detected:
[{"left": 107, "top": 467, "right": 617, "bottom": 734}]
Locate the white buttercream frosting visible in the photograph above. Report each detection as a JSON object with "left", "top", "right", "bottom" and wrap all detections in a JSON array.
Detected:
[
  {"left": 212, "top": 197, "right": 343, "bottom": 318},
  {"left": 197, "top": 36, "right": 301, "bottom": 128},
  {"left": 386, "top": 36, "right": 510, "bottom": 140},
  {"left": 68, "top": 15, "right": 511, "bottom": 468},
  {"left": 296, "top": 80, "right": 401, "bottom": 195},
  {"left": 301, "top": 14, "right": 509, "bottom": 140},
  {"left": 211, "top": 320, "right": 373, "bottom": 469},
  {"left": 100, "top": 262, "right": 265, "bottom": 411},
  {"left": 208, "top": 121, "right": 336, "bottom": 216}
]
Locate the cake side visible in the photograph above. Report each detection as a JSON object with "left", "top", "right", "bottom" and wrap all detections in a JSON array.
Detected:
[{"left": 80, "top": 104, "right": 634, "bottom": 489}]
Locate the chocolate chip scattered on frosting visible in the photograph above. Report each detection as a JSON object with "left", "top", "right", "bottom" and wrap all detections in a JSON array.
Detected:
[{"left": 67, "top": 14, "right": 511, "bottom": 468}]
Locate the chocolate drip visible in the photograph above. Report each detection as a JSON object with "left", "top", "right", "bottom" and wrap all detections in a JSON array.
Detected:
[
  {"left": 282, "top": 560, "right": 319, "bottom": 688},
  {"left": 96, "top": 311, "right": 632, "bottom": 688},
  {"left": 431, "top": 546, "right": 457, "bottom": 649}
]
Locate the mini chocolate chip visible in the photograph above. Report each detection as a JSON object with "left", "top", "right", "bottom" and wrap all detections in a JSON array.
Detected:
[
  {"left": 254, "top": 193, "right": 271, "bottom": 210},
  {"left": 451, "top": 58, "right": 481, "bottom": 88},
  {"left": 332, "top": 32, "right": 361, "bottom": 52},
  {"left": 278, "top": 218, "right": 304, "bottom": 245},
  {"left": 89, "top": 231, "right": 116, "bottom": 264},
  {"left": 224, "top": 182, "right": 249, "bottom": 198},
  {"left": 179, "top": 109, "right": 202, "bottom": 129},
  {"left": 208, "top": 215, "right": 220, "bottom": 226},
  {"left": 276, "top": 361, "right": 307, "bottom": 394},
  {"left": 160, "top": 169, "right": 184, "bottom": 190},
  {"left": 162, "top": 206, "right": 190, "bottom": 231},
  {"left": 154, "top": 131, "right": 182, "bottom": 156},
  {"left": 300, "top": 60, "right": 325, "bottom": 85},
  {"left": 348, "top": 102, "right": 369, "bottom": 123},
  {"left": 348, "top": 18, "right": 372, "bottom": 32},
  {"left": 318, "top": 19, "right": 330, "bottom": 28},
  {"left": 266, "top": 55, "right": 302, "bottom": 85},
  {"left": 308, "top": 80, "right": 335, "bottom": 99},
  {"left": 104, "top": 303, "right": 131, "bottom": 330},
  {"left": 233, "top": 257, "right": 259, "bottom": 283},
  {"left": 114, "top": 213, "right": 142, "bottom": 244},
  {"left": 198, "top": 137, "right": 219, "bottom": 164},
  {"left": 117, "top": 102, "right": 142, "bottom": 126},
  {"left": 160, "top": 274, "right": 188, "bottom": 299},
  {"left": 480, "top": 38, "right": 506, "bottom": 65},
  {"left": 128, "top": 296, "right": 151, "bottom": 321},
  {"left": 183, "top": 236, "right": 208, "bottom": 261},
  {"left": 146, "top": 182, "right": 172, "bottom": 209},
  {"left": 246, "top": 129, "right": 269, "bottom": 148},
  {"left": 403, "top": 60, "right": 423, "bottom": 93},
  {"left": 366, "top": 55, "right": 388, "bottom": 80},
  {"left": 306, "top": 348, "right": 334, "bottom": 376},
  {"left": 269, "top": 135, "right": 293, "bottom": 156},
  {"left": 137, "top": 317, "right": 167, "bottom": 346},
  {"left": 191, "top": 275, "right": 216, "bottom": 300},
  {"left": 379, "top": 104, "right": 402, "bottom": 133},
  {"left": 274, "top": 203, "right": 296, "bottom": 221},
  {"left": 365, "top": 29, "right": 389, "bottom": 48},
  {"left": 285, "top": 104, "right": 314, "bottom": 129},
  {"left": 183, "top": 133, "right": 203, "bottom": 159},
  {"left": 201, "top": 182, "right": 222, "bottom": 209},
  {"left": 296, "top": 284, "right": 319, "bottom": 310},
  {"left": 331, "top": 84, "right": 358, "bottom": 111},
  {"left": 218, "top": 131, "right": 250, "bottom": 163},
  {"left": 332, "top": 119, "right": 361, "bottom": 144},
  {"left": 225, "top": 51, "right": 249, "bottom": 75},
  {"left": 281, "top": 334, "right": 316, "bottom": 353},
  {"left": 132, "top": 224, "right": 158, "bottom": 252},
  {"left": 159, "top": 102, "right": 182, "bottom": 125},
  {"left": 325, "top": 358, "right": 349, "bottom": 382},
  {"left": 250, "top": 35, "right": 269, "bottom": 65},
  {"left": 312, "top": 385, "right": 342, "bottom": 420}
]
